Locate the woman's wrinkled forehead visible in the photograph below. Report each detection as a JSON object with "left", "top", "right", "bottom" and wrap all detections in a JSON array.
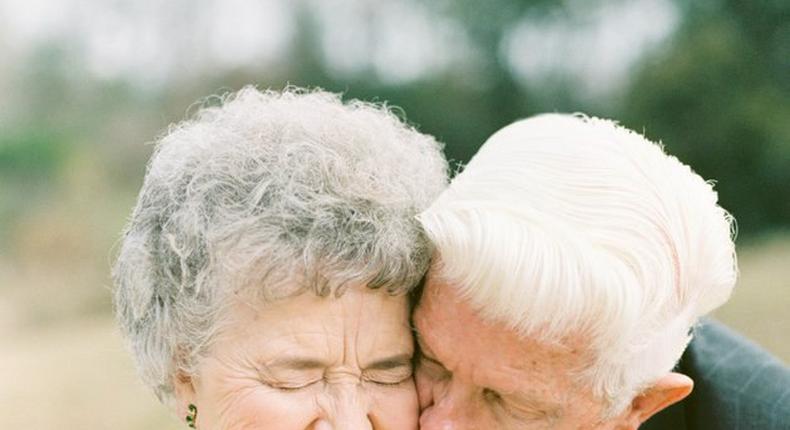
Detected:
[
  {"left": 225, "top": 261, "right": 423, "bottom": 305},
  {"left": 212, "top": 286, "right": 415, "bottom": 363}
]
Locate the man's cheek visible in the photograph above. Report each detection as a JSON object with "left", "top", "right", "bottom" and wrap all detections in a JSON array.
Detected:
[{"left": 415, "top": 368, "right": 435, "bottom": 410}]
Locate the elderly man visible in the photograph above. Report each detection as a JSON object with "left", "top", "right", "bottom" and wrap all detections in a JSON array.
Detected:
[{"left": 414, "top": 114, "right": 790, "bottom": 429}]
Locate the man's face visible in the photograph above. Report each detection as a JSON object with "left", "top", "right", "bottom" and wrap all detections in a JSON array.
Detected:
[{"left": 413, "top": 274, "right": 613, "bottom": 430}]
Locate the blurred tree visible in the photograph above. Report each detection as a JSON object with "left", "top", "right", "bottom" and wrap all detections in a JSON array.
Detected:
[
  {"left": 621, "top": 0, "right": 790, "bottom": 235},
  {"left": 388, "top": 0, "right": 790, "bottom": 235}
]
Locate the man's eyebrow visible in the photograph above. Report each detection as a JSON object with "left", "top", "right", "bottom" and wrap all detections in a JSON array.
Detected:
[
  {"left": 504, "top": 390, "right": 563, "bottom": 419},
  {"left": 365, "top": 353, "right": 413, "bottom": 370}
]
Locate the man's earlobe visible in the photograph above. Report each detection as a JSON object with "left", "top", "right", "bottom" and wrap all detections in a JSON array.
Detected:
[{"left": 626, "top": 372, "right": 693, "bottom": 427}]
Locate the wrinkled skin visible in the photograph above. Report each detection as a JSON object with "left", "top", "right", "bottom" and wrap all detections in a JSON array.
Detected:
[
  {"left": 174, "top": 286, "right": 419, "bottom": 430},
  {"left": 414, "top": 273, "right": 693, "bottom": 430}
]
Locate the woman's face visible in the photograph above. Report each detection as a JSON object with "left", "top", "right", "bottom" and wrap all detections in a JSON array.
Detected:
[{"left": 176, "top": 286, "right": 418, "bottom": 429}]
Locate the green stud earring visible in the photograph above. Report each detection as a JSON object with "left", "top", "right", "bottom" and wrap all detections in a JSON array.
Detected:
[{"left": 186, "top": 403, "right": 197, "bottom": 428}]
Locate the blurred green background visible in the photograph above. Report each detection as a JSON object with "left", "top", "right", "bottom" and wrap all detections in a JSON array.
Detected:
[{"left": 1, "top": 0, "right": 788, "bottom": 428}]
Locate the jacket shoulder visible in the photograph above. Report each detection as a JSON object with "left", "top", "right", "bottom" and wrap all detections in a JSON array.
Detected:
[{"left": 680, "top": 319, "right": 790, "bottom": 429}]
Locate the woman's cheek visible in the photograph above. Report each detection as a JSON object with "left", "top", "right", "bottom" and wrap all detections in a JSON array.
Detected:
[
  {"left": 206, "top": 378, "right": 419, "bottom": 429},
  {"left": 216, "top": 387, "right": 321, "bottom": 429},
  {"left": 366, "top": 379, "right": 420, "bottom": 429}
]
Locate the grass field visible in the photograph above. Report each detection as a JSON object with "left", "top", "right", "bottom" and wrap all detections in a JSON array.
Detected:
[{"left": 1, "top": 235, "right": 788, "bottom": 429}]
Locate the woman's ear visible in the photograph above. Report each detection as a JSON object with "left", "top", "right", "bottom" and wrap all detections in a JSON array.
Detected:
[
  {"left": 173, "top": 370, "right": 198, "bottom": 424},
  {"left": 616, "top": 372, "right": 693, "bottom": 429}
]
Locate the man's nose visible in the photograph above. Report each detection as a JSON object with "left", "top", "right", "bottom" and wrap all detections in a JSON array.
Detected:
[
  {"left": 418, "top": 379, "right": 469, "bottom": 430},
  {"left": 419, "top": 404, "right": 457, "bottom": 430}
]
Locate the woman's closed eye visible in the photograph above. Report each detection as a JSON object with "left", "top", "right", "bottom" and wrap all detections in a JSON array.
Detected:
[
  {"left": 267, "top": 379, "right": 323, "bottom": 391},
  {"left": 257, "top": 355, "right": 329, "bottom": 390},
  {"left": 361, "top": 353, "right": 415, "bottom": 386},
  {"left": 363, "top": 366, "right": 413, "bottom": 385},
  {"left": 258, "top": 367, "right": 325, "bottom": 391},
  {"left": 258, "top": 373, "right": 324, "bottom": 391}
]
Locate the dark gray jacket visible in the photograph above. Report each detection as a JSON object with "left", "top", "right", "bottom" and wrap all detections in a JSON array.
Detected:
[{"left": 642, "top": 319, "right": 790, "bottom": 429}]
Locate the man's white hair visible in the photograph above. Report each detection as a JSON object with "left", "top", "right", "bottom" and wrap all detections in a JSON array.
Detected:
[
  {"left": 113, "top": 86, "right": 448, "bottom": 405},
  {"left": 418, "top": 113, "right": 737, "bottom": 414}
]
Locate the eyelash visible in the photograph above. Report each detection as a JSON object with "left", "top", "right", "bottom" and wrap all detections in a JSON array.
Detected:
[
  {"left": 484, "top": 389, "right": 525, "bottom": 419},
  {"left": 486, "top": 392, "right": 547, "bottom": 422},
  {"left": 270, "top": 380, "right": 321, "bottom": 391},
  {"left": 483, "top": 388, "right": 503, "bottom": 403},
  {"left": 367, "top": 376, "right": 411, "bottom": 386},
  {"left": 269, "top": 375, "right": 411, "bottom": 391}
]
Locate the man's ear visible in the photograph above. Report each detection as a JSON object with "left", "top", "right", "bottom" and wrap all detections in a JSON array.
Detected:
[
  {"left": 173, "top": 370, "right": 198, "bottom": 423},
  {"left": 618, "top": 372, "right": 693, "bottom": 429}
]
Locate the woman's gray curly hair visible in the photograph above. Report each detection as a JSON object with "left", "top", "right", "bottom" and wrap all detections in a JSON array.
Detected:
[{"left": 112, "top": 86, "right": 448, "bottom": 404}]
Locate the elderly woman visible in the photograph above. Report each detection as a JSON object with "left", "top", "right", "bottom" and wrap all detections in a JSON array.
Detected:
[{"left": 112, "top": 87, "right": 448, "bottom": 429}]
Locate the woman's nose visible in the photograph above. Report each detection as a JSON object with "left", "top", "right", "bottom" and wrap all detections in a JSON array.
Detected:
[
  {"left": 314, "top": 417, "right": 370, "bottom": 430},
  {"left": 320, "top": 385, "right": 373, "bottom": 430},
  {"left": 333, "top": 403, "right": 372, "bottom": 430}
]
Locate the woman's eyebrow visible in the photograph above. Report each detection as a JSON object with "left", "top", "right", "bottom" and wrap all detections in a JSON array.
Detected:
[
  {"left": 266, "top": 356, "right": 328, "bottom": 370},
  {"left": 364, "top": 353, "right": 413, "bottom": 370},
  {"left": 264, "top": 354, "right": 413, "bottom": 371}
]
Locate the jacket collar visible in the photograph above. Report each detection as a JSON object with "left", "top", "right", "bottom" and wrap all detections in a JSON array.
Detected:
[{"left": 640, "top": 398, "right": 688, "bottom": 430}]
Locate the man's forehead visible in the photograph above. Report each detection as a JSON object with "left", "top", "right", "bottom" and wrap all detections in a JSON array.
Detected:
[
  {"left": 415, "top": 273, "right": 588, "bottom": 388},
  {"left": 415, "top": 275, "right": 481, "bottom": 338},
  {"left": 415, "top": 285, "right": 567, "bottom": 411},
  {"left": 418, "top": 270, "right": 589, "bottom": 353},
  {"left": 417, "top": 275, "right": 526, "bottom": 347},
  {"left": 418, "top": 282, "right": 505, "bottom": 359},
  {"left": 417, "top": 271, "right": 475, "bottom": 317}
]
